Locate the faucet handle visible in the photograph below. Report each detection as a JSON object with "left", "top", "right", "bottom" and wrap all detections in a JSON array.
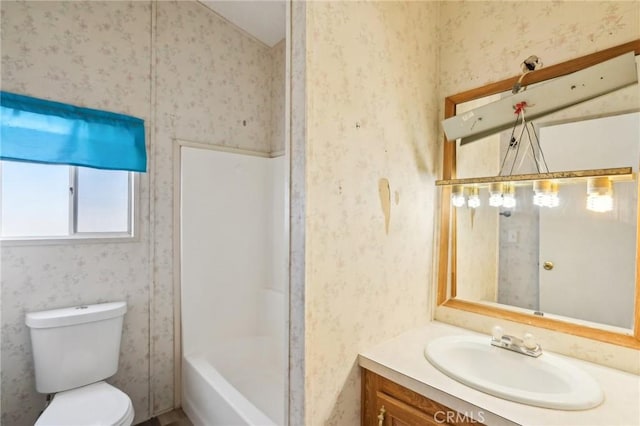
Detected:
[
  {"left": 491, "top": 325, "right": 504, "bottom": 340},
  {"left": 523, "top": 332, "right": 538, "bottom": 350}
]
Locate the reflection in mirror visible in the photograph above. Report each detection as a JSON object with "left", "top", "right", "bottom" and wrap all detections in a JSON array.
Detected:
[
  {"left": 437, "top": 41, "right": 640, "bottom": 347},
  {"left": 456, "top": 112, "right": 638, "bottom": 330}
]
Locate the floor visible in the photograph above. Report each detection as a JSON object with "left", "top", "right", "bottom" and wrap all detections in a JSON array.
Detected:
[{"left": 137, "top": 408, "right": 193, "bottom": 426}]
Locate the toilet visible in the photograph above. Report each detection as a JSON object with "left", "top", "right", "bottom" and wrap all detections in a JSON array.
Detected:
[{"left": 26, "top": 301, "right": 134, "bottom": 426}]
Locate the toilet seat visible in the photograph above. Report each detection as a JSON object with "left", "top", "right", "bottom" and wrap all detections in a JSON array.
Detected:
[{"left": 35, "top": 381, "right": 134, "bottom": 426}]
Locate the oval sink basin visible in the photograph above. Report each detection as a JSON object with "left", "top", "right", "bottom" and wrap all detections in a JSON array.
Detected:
[{"left": 425, "top": 335, "right": 604, "bottom": 410}]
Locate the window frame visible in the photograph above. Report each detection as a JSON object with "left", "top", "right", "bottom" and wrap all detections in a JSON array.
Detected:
[{"left": 0, "top": 161, "right": 138, "bottom": 245}]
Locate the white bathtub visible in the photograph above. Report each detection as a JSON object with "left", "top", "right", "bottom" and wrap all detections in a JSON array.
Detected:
[{"left": 182, "top": 337, "right": 285, "bottom": 426}]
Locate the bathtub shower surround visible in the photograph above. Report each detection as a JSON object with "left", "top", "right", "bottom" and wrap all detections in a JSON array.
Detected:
[
  {"left": 183, "top": 343, "right": 282, "bottom": 426},
  {"left": 180, "top": 146, "right": 286, "bottom": 425}
]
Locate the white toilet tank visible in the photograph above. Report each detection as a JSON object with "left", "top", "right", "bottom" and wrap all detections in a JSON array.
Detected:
[{"left": 26, "top": 301, "right": 127, "bottom": 394}]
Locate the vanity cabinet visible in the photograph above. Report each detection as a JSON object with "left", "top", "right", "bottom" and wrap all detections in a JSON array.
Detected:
[{"left": 361, "top": 368, "right": 483, "bottom": 426}]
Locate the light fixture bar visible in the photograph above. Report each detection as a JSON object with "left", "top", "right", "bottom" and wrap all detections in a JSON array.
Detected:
[
  {"left": 441, "top": 52, "right": 638, "bottom": 144},
  {"left": 435, "top": 166, "right": 633, "bottom": 187}
]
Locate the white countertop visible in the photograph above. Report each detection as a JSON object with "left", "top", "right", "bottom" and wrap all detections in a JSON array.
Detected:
[{"left": 358, "top": 322, "right": 640, "bottom": 426}]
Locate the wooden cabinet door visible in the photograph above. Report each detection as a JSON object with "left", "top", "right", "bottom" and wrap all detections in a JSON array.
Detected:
[
  {"left": 362, "top": 368, "right": 484, "bottom": 426},
  {"left": 376, "top": 391, "right": 449, "bottom": 426}
]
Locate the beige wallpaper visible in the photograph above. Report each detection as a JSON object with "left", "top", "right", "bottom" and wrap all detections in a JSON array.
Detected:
[
  {"left": 0, "top": 2, "right": 152, "bottom": 425},
  {"left": 303, "top": 2, "right": 440, "bottom": 424},
  {"left": 436, "top": 1, "right": 640, "bottom": 372},
  {"left": 1, "top": 1, "right": 284, "bottom": 424},
  {"left": 439, "top": 1, "right": 640, "bottom": 96},
  {"left": 153, "top": 0, "right": 280, "bottom": 412},
  {"left": 3, "top": 1, "right": 639, "bottom": 425},
  {"left": 271, "top": 38, "right": 286, "bottom": 154},
  {"left": 289, "top": 1, "right": 307, "bottom": 423}
]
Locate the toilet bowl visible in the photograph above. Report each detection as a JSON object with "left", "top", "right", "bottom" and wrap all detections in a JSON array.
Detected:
[
  {"left": 26, "top": 302, "right": 134, "bottom": 426},
  {"left": 35, "top": 381, "right": 134, "bottom": 426}
]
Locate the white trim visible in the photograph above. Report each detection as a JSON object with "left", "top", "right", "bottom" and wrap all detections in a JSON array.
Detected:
[
  {"left": 0, "top": 234, "right": 137, "bottom": 247},
  {"left": 130, "top": 171, "right": 139, "bottom": 240},
  {"left": 176, "top": 138, "right": 272, "bottom": 158},
  {"left": 0, "top": 162, "right": 3, "bottom": 230},
  {"left": 172, "top": 139, "right": 183, "bottom": 410},
  {"left": 69, "top": 166, "right": 77, "bottom": 235}
]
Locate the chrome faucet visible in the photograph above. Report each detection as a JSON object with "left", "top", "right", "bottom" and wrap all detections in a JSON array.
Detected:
[{"left": 490, "top": 326, "right": 542, "bottom": 357}]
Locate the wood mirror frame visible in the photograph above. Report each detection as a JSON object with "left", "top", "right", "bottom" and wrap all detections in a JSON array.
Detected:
[{"left": 436, "top": 39, "right": 640, "bottom": 349}]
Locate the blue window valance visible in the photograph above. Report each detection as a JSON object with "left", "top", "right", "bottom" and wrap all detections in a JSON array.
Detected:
[{"left": 0, "top": 91, "right": 146, "bottom": 172}]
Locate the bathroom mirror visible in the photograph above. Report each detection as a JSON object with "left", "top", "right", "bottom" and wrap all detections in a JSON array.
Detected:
[{"left": 436, "top": 40, "right": 640, "bottom": 348}]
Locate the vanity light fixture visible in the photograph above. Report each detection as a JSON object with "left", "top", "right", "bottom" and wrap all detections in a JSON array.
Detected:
[
  {"left": 438, "top": 167, "right": 632, "bottom": 212},
  {"left": 467, "top": 186, "right": 481, "bottom": 208},
  {"left": 533, "top": 180, "right": 560, "bottom": 208},
  {"left": 586, "top": 177, "right": 614, "bottom": 212}
]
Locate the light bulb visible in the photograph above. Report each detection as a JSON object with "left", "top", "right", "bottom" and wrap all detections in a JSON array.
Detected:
[
  {"left": 502, "top": 183, "right": 516, "bottom": 209},
  {"left": 533, "top": 180, "right": 559, "bottom": 208},
  {"left": 467, "top": 187, "right": 480, "bottom": 208},
  {"left": 468, "top": 194, "right": 481, "bottom": 208},
  {"left": 587, "top": 194, "right": 613, "bottom": 212},
  {"left": 488, "top": 194, "right": 503, "bottom": 207},
  {"left": 533, "top": 192, "right": 560, "bottom": 208},
  {"left": 586, "top": 177, "right": 613, "bottom": 213},
  {"left": 533, "top": 192, "right": 546, "bottom": 207},
  {"left": 488, "top": 182, "right": 504, "bottom": 207},
  {"left": 451, "top": 185, "right": 466, "bottom": 208},
  {"left": 452, "top": 193, "right": 466, "bottom": 207},
  {"left": 502, "top": 194, "right": 516, "bottom": 208}
]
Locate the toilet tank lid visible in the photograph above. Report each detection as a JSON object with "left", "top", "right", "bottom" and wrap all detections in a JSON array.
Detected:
[{"left": 26, "top": 302, "right": 127, "bottom": 329}]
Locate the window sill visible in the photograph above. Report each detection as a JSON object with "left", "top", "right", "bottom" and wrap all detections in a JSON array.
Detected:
[{"left": 0, "top": 233, "right": 138, "bottom": 247}]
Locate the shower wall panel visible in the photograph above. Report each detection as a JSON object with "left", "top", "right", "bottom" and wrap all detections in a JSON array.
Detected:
[{"left": 181, "top": 147, "right": 284, "bottom": 356}]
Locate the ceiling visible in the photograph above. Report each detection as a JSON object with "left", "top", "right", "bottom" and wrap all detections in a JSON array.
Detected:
[{"left": 200, "top": 1, "right": 286, "bottom": 47}]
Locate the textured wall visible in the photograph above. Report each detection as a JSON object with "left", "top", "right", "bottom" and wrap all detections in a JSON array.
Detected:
[
  {"left": 0, "top": 1, "right": 283, "bottom": 424},
  {"left": 288, "top": 2, "right": 307, "bottom": 423},
  {"left": 303, "top": 2, "right": 440, "bottom": 424},
  {"left": 0, "top": 2, "right": 152, "bottom": 424},
  {"left": 439, "top": 1, "right": 640, "bottom": 95},
  {"left": 437, "top": 1, "right": 640, "bottom": 372},
  {"left": 271, "top": 39, "right": 286, "bottom": 154}
]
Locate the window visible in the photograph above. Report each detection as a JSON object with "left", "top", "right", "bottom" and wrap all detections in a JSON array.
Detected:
[
  {"left": 0, "top": 161, "right": 134, "bottom": 240},
  {"left": 1, "top": 91, "right": 146, "bottom": 241}
]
